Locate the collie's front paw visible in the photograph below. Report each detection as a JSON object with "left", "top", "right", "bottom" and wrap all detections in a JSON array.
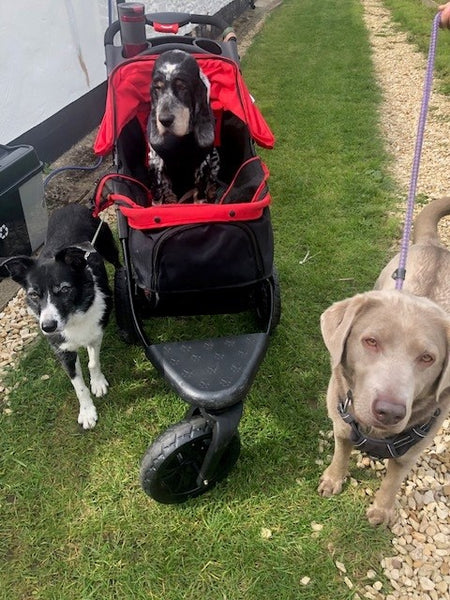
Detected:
[
  {"left": 91, "top": 373, "right": 109, "bottom": 397},
  {"left": 78, "top": 404, "right": 98, "bottom": 429}
]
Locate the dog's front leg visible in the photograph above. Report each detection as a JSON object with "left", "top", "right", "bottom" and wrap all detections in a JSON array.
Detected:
[
  {"left": 86, "top": 337, "right": 109, "bottom": 398},
  {"left": 367, "top": 455, "right": 418, "bottom": 526},
  {"left": 318, "top": 430, "right": 353, "bottom": 496},
  {"left": 58, "top": 349, "right": 98, "bottom": 429},
  {"left": 367, "top": 403, "right": 448, "bottom": 526}
]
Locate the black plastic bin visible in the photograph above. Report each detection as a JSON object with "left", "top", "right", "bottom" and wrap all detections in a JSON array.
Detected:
[{"left": 0, "top": 144, "right": 47, "bottom": 256}]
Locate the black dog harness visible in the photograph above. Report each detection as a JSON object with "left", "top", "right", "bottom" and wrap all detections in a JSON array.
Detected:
[{"left": 338, "top": 391, "right": 441, "bottom": 459}]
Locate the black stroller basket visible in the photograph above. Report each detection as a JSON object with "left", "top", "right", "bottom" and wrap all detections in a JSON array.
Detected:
[{"left": 93, "top": 5, "right": 280, "bottom": 504}]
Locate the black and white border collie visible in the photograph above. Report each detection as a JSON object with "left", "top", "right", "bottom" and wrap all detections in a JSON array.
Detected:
[
  {"left": 147, "top": 49, "right": 220, "bottom": 204},
  {"left": 0, "top": 204, "right": 120, "bottom": 429}
]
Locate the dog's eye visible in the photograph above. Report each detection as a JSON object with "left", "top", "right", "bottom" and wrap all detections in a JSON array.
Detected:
[
  {"left": 173, "top": 79, "right": 187, "bottom": 92},
  {"left": 419, "top": 353, "right": 434, "bottom": 365},
  {"left": 59, "top": 285, "right": 71, "bottom": 294},
  {"left": 28, "top": 291, "right": 39, "bottom": 301},
  {"left": 363, "top": 337, "right": 378, "bottom": 348}
]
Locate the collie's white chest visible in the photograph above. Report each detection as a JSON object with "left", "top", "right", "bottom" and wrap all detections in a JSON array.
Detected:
[{"left": 60, "top": 291, "right": 106, "bottom": 351}]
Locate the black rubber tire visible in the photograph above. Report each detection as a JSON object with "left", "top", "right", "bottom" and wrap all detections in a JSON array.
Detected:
[
  {"left": 255, "top": 266, "right": 281, "bottom": 333},
  {"left": 140, "top": 415, "right": 241, "bottom": 504},
  {"left": 114, "top": 266, "right": 139, "bottom": 344}
]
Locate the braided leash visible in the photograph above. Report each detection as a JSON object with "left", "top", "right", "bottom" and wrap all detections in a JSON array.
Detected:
[{"left": 394, "top": 13, "right": 441, "bottom": 289}]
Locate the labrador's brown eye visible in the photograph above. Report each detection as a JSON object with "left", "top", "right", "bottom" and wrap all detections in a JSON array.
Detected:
[
  {"left": 419, "top": 353, "right": 434, "bottom": 365},
  {"left": 363, "top": 337, "right": 378, "bottom": 348}
]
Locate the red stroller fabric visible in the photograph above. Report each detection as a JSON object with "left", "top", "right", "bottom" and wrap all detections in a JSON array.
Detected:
[
  {"left": 92, "top": 157, "right": 271, "bottom": 228},
  {"left": 93, "top": 54, "right": 275, "bottom": 155}
]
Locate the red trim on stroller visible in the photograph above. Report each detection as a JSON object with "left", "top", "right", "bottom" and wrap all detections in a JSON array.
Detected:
[
  {"left": 93, "top": 53, "right": 275, "bottom": 155},
  {"left": 110, "top": 194, "right": 270, "bottom": 229}
]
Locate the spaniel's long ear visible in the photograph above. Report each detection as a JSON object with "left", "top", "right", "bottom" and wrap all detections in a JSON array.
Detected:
[
  {"left": 148, "top": 102, "right": 163, "bottom": 147},
  {"left": 148, "top": 72, "right": 164, "bottom": 148},
  {"left": 193, "top": 70, "right": 215, "bottom": 148},
  {"left": 320, "top": 294, "right": 369, "bottom": 369}
]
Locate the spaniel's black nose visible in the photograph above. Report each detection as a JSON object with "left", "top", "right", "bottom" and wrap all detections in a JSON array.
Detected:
[{"left": 158, "top": 114, "right": 175, "bottom": 128}]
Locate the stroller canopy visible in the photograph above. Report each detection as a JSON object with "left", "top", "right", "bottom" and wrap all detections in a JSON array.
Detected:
[{"left": 94, "top": 53, "right": 275, "bottom": 155}]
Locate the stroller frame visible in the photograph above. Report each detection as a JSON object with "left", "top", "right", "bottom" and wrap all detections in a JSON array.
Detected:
[{"left": 94, "top": 5, "right": 281, "bottom": 504}]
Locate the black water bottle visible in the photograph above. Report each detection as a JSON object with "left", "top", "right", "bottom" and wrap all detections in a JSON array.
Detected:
[{"left": 118, "top": 2, "right": 148, "bottom": 58}]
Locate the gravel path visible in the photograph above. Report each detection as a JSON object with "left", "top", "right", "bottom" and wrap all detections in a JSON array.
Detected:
[
  {"left": 0, "top": 1, "right": 449, "bottom": 598},
  {"left": 362, "top": 0, "right": 450, "bottom": 245},
  {"left": 351, "top": 2, "right": 450, "bottom": 599}
]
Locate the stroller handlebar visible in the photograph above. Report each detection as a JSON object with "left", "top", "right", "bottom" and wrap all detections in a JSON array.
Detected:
[
  {"left": 104, "top": 12, "right": 236, "bottom": 46},
  {"left": 104, "top": 11, "right": 239, "bottom": 70}
]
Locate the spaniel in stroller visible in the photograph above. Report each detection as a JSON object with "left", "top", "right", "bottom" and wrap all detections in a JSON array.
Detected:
[{"left": 147, "top": 49, "right": 220, "bottom": 204}]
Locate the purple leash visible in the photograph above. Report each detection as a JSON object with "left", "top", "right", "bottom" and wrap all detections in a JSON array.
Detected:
[{"left": 394, "top": 12, "right": 441, "bottom": 289}]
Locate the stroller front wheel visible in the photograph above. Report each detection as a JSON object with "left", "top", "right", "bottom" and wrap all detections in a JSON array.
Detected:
[{"left": 140, "top": 415, "right": 241, "bottom": 504}]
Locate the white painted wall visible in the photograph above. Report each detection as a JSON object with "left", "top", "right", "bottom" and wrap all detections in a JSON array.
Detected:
[{"left": 0, "top": 1, "right": 234, "bottom": 144}]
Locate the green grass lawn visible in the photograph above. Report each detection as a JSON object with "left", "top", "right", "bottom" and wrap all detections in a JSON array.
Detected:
[{"left": 0, "top": 0, "right": 432, "bottom": 597}]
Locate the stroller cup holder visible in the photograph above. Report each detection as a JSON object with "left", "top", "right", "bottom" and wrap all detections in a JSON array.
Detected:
[{"left": 94, "top": 5, "right": 280, "bottom": 504}]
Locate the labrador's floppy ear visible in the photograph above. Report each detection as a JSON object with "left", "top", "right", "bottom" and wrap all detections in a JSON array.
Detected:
[
  {"left": 320, "top": 293, "right": 369, "bottom": 369},
  {"left": 0, "top": 256, "right": 35, "bottom": 286},
  {"left": 193, "top": 70, "right": 215, "bottom": 148},
  {"left": 436, "top": 321, "right": 450, "bottom": 401}
]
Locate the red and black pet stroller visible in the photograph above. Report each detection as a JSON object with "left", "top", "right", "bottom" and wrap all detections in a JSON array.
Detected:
[{"left": 92, "top": 5, "right": 280, "bottom": 503}]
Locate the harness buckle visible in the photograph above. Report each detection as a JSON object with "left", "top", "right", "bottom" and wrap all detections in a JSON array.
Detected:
[{"left": 392, "top": 267, "right": 406, "bottom": 281}]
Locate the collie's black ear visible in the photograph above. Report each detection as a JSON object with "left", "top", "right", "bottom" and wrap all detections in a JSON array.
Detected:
[
  {"left": 0, "top": 256, "right": 35, "bottom": 285},
  {"left": 55, "top": 244, "right": 94, "bottom": 270},
  {"left": 193, "top": 75, "right": 215, "bottom": 148}
]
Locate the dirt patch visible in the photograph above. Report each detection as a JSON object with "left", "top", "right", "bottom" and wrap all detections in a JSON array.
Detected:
[{"left": 43, "top": 131, "right": 112, "bottom": 212}]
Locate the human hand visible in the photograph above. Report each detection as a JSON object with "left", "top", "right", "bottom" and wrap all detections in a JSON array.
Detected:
[{"left": 438, "top": 2, "right": 450, "bottom": 28}]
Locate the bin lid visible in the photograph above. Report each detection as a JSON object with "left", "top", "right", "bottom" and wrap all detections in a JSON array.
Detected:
[{"left": 0, "top": 144, "right": 43, "bottom": 195}]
